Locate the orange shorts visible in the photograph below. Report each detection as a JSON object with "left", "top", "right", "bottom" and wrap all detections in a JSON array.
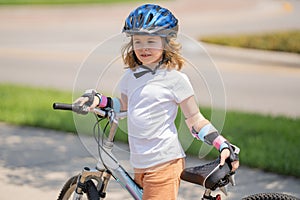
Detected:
[{"left": 134, "top": 158, "right": 185, "bottom": 200}]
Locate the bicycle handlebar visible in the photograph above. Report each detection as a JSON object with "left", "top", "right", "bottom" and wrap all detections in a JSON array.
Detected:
[{"left": 53, "top": 102, "right": 127, "bottom": 120}]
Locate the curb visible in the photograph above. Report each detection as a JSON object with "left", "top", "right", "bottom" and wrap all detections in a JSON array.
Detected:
[{"left": 202, "top": 43, "right": 300, "bottom": 68}]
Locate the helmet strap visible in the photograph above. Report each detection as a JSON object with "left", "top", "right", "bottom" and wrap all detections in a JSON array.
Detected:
[{"left": 133, "top": 52, "right": 168, "bottom": 79}]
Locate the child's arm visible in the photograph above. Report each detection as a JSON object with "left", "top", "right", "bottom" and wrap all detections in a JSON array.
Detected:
[{"left": 180, "top": 96, "right": 239, "bottom": 171}]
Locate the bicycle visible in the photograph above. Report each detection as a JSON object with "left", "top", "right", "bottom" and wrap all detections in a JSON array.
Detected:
[{"left": 53, "top": 103, "right": 299, "bottom": 200}]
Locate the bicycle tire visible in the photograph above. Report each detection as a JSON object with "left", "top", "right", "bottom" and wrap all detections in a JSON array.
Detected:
[
  {"left": 57, "top": 175, "right": 100, "bottom": 200},
  {"left": 242, "top": 193, "right": 299, "bottom": 200},
  {"left": 86, "top": 179, "right": 100, "bottom": 200}
]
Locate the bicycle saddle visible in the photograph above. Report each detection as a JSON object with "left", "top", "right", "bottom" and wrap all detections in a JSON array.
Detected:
[{"left": 180, "top": 158, "right": 235, "bottom": 191}]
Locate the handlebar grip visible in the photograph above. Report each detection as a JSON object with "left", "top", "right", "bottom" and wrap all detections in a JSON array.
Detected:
[
  {"left": 53, "top": 103, "right": 73, "bottom": 110},
  {"left": 53, "top": 102, "right": 89, "bottom": 115}
]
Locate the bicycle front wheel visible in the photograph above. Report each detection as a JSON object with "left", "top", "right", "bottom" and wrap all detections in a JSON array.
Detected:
[
  {"left": 57, "top": 175, "right": 99, "bottom": 200},
  {"left": 242, "top": 193, "right": 299, "bottom": 200}
]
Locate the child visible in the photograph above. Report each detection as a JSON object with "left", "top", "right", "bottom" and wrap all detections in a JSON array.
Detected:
[{"left": 75, "top": 4, "right": 239, "bottom": 200}]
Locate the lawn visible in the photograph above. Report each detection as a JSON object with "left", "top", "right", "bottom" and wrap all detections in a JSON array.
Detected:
[
  {"left": 200, "top": 30, "right": 300, "bottom": 54},
  {"left": 0, "top": 0, "right": 138, "bottom": 5}
]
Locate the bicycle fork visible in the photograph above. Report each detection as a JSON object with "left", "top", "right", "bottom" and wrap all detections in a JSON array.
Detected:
[{"left": 73, "top": 167, "right": 112, "bottom": 200}]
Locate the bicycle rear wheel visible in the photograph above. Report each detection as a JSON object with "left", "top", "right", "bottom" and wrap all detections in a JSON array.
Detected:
[
  {"left": 57, "top": 175, "right": 99, "bottom": 200},
  {"left": 242, "top": 193, "right": 299, "bottom": 200}
]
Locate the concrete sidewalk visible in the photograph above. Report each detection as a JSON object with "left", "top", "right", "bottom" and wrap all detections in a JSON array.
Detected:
[{"left": 0, "top": 123, "right": 299, "bottom": 200}]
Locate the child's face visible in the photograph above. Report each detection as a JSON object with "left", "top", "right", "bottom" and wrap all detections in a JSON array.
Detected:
[{"left": 132, "top": 35, "right": 164, "bottom": 65}]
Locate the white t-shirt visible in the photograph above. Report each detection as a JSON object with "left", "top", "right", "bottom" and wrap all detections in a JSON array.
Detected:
[{"left": 119, "top": 67, "right": 194, "bottom": 168}]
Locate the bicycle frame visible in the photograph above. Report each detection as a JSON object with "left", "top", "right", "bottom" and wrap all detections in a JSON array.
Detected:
[{"left": 53, "top": 103, "right": 234, "bottom": 200}]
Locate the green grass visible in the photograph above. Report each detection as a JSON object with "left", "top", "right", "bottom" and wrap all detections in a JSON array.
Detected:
[
  {"left": 200, "top": 30, "right": 300, "bottom": 54},
  {"left": 0, "top": 83, "right": 76, "bottom": 132},
  {"left": 1, "top": 83, "right": 300, "bottom": 177},
  {"left": 0, "top": 0, "right": 140, "bottom": 5}
]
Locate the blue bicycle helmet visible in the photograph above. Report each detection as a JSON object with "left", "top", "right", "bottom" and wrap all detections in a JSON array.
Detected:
[{"left": 123, "top": 4, "right": 178, "bottom": 37}]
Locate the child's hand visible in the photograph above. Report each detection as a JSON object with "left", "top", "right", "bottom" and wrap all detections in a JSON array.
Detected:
[
  {"left": 73, "top": 89, "right": 100, "bottom": 110},
  {"left": 220, "top": 148, "right": 239, "bottom": 172}
]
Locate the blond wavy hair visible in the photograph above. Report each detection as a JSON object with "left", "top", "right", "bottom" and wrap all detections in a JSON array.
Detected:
[{"left": 121, "top": 37, "right": 184, "bottom": 71}]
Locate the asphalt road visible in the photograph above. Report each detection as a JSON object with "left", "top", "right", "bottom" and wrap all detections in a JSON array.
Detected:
[{"left": 0, "top": 0, "right": 300, "bottom": 199}]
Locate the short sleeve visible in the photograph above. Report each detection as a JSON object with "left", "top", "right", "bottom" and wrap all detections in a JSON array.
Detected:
[
  {"left": 118, "top": 69, "right": 131, "bottom": 96},
  {"left": 172, "top": 72, "right": 194, "bottom": 103}
]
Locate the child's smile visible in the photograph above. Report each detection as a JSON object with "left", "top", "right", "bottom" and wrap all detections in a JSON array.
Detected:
[{"left": 140, "top": 52, "right": 151, "bottom": 58}]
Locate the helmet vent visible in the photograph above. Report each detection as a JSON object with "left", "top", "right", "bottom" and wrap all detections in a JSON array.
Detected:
[{"left": 147, "top": 13, "right": 154, "bottom": 25}]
